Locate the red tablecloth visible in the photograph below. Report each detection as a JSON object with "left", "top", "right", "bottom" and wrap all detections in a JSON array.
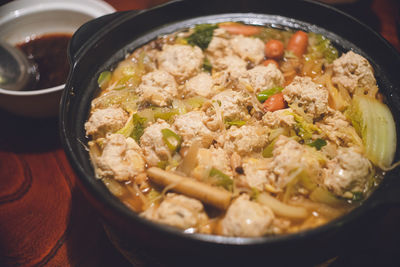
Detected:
[{"left": 1, "top": 0, "right": 399, "bottom": 266}]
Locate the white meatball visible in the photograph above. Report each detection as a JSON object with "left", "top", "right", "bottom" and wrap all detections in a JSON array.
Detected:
[
  {"left": 139, "top": 119, "right": 174, "bottom": 166},
  {"left": 316, "top": 108, "right": 360, "bottom": 147},
  {"left": 332, "top": 51, "right": 376, "bottom": 94},
  {"left": 324, "top": 147, "right": 372, "bottom": 197},
  {"left": 230, "top": 35, "right": 265, "bottom": 64},
  {"left": 211, "top": 89, "right": 251, "bottom": 121},
  {"left": 85, "top": 107, "right": 128, "bottom": 138},
  {"left": 267, "top": 135, "right": 323, "bottom": 189},
  {"left": 218, "top": 124, "right": 269, "bottom": 156},
  {"left": 141, "top": 193, "right": 209, "bottom": 231},
  {"left": 93, "top": 134, "right": 145, "bottom": 181},
  {"left": 240, "top": 65, "right": 284, "bottom": 94},
  {"left": 184, "top": 72, "right": 215, "bottom": 98},
  {"left": 241, "top": 158, "right": 272, "bottom": 191},
  {"left": 157, "top": 44, "right": 204, "bottom": 81},
  {"left": 172, "top": 111, "right": 215, "bottom": 149},
  {"left": 206, "top": 35, "right": 233, "bottom": 64},
  {"left": 191, "top": 147, "right": 233, "bottom": 180},
  {"left": 220, "top": 194, "right": 274, "bottom": 237},
  {"left": 213, "top": 55, "right": 248, "bottom": 80},
  {"left": 282, "top": 76, "right": 329, "bottom": 120},
  {"left": 136, "top": 70, "right": 178, "bottom": 107},
  {"left": 262, "top": 108, "right": 295, "bottom": 129}
]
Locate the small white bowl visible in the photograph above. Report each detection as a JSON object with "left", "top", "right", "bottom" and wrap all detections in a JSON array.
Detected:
[{"left": 0, "top": 0, "right": 116, "bottom": 117}]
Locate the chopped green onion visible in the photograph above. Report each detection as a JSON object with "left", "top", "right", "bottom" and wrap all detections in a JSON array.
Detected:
[
  {"left": 257, "top": 87, "right": 283, "bottom": 103},
  {"left": 262, "top": 146, "right": 273, "bottom": 158},
  {"left": 316, "top": 34, "right": 338, "bottom": 63},
  {"left": 153, "top": 107, "right": 181, "bottom": 121},
  {"left": 116, "top": 114, "right": 135, "bottom": 137},
  {"left": 148, "top": 188, "right": 161, "bottom": 202},
  {"left": 131, "top": 114, "right": 147, "bottom": 142},
  {"left": 250, "top": 187, "right": 260, "bottom": 200},
  {"left": 175, "top": 37, "right": 188, "bottom": 45},
  {"left": 289, "top": 111, "right": 320, "bottom": 143},
  {"left": 209, "top": 167, "right": 233, "bottom": 191},
  {"left": 114, "top": 67, "right": 141, "bottom": 90},
  {"left": 203, "top": 57, "right": 212, "bottom": 72},
  {"left": 92, "top": 89, "right": 139, "bottom": 111},
  {"left": 137, "top": 108, "right": 154, "bottom": 125},
  {"left": 262, "top": 140, "right": 276, "bottom": 158},
  {"left": 307, "top": 33, "right": 338, "bottom": 63},
  {"left": 168, "top": 159, "right": 181, "bottom": 169},
  {"left": 225, "top": 120, "right": 246, "bottom": 127},
  {"left": 157, "top": 159, "right": 180, "bottom": 171},
  {"left": 307, "top": 138, "right": 327, "bottom": 150},
  {"left": 184, "top": 96, "right": 208, "bottom": 109},
  {"left": 282, "top": 169, "right": 318, "bottom": 202},
  {"left": 298, "top": 171, "right": 318, "bottom": 191},
  {"left": 157, "top": 160, "right": 168, "bottom": 170},
  {"left": 143, "top": 188, "right": 162, "bottom": 209},
  {"left": 161, "top": 128, "right": 182, "bottom": 153},
  {"left": 116, "top": 113, "right": 147, "bottom": 142},
  {"left": 309, "top": 187, "right": 344, "bottom": 206},
  {"left": 172, "top": 99, "right": 187, "bottom": 115},
  {"left": 98, "top": 71, "right": 111, "bottom": 89},
  {"left": 114, "top": 52, "right": 147, "bottom": 90},
  {"left": 351, "top": 191, "right": 364, "bottom": 201},
  {"left": 284, "top": 50, "right": 298, "bottom": 59}
]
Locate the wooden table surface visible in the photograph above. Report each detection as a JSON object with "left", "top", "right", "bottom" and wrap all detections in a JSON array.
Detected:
[{"left": 0, "top": 0, "right": 399, "bottom": 266}]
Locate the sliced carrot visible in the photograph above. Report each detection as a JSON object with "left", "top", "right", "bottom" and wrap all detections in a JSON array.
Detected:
[
  {"left": 263, "top": 93, "right": 286, "bottom": 112},
  {"left": 265, "top": 39, "right": 284, "bottom": 59},
  {"left": 287, "top": 30, "right": 309, "bottom": 57},
  {"left": 263, "top": 59, "right": 279, "bottom": 68},
  {"left": 219, "top": 23, "right": 261, "bottom": 36}
]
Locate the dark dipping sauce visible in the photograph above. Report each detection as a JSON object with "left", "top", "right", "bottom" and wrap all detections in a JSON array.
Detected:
[{"left": 17, "top": 33, "right": 72, "bottom": 91}]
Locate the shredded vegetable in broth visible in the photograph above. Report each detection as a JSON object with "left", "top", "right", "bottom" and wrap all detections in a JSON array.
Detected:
[{"left": 84, "top": 22, "right": 396, "bottom": 237}]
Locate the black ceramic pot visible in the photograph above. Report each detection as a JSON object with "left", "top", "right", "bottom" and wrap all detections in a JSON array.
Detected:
[{"left": 60, "top": 0, "right": 400, "bottom": 266}]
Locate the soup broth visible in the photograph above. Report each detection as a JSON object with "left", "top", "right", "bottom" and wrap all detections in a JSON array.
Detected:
[{"left": 17, "top": 33, "right": 72, "bottom": 90}]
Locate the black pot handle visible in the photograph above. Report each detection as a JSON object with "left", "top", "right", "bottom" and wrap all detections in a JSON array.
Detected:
[{"left": 68, "top": 11, "right": 139, "bottom": 63}]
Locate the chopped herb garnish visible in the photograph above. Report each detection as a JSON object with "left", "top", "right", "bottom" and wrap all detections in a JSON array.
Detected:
[
  {"left": 203, "top": 57, "right": 212, "bottom": 72},
  {"left": 262, "top": 140, "right": 276, "bottom": 158},
  {"left": 225, "top": 120, "right": 246, "bottom": 127},
  {"left": 161, "top": 128, "right": 182, "bottom": 153},
  {"left": 257, "top": 87, "right": 284, "bottom": 103},
  {"left": 186, "top": 24, "right": 218, "bottom": 50},
  {"left": 307, "top": 138, "right": 327, "bottom": 150},
  {"left": 131, "top": 114, "right": 147, "bottom": 142},
  {"left": 250, "top": 187, "right": 260, "bottom": 200},
  {"left": 153, "top": 107, "right": 180, "bottom": 121},
  {"left": 209, "top": 167, "right": 233, "bottom": 191},
  {"left": 97, "top": 71, "right": 111, "bottom": 89},
  {"left": 289, "top": 112, "right": 321, "bottom": 143},
  {"left": 307, "top": 33, "right": 339, "bottom": 63}
]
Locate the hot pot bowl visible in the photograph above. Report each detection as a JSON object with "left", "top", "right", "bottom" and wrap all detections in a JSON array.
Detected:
[{"left": 60, "top": 0, "right": 400, "bottom": 266}]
